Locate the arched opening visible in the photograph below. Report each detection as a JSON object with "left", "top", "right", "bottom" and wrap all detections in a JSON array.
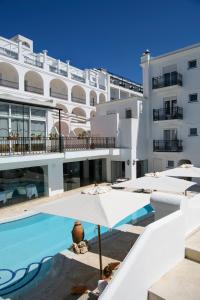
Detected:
[
  {"left": 50, "top": 79, "right": 68, "bottom": 100},
  {"left": 90, "top": 90, "right": 97, "bottom": 106},
  {"left": 71, "top": 85, "right": 86, "bottom": 104},
  {"left": 178, "top": 159, "right": 192, "bottom": 166},
  {"left": 72, "top": 107, "right": 86, "bottom": 124},
  {"left": 99, "top": 93, "right": 106, "bottom": 104},
  {"left": 53, "top": 121, "right": 69, "bottom": 137},
  {"left": 24, "top": 71, "right": 44, "bottom": 95},
  {"left": 56, "top": 103, "right": 68, "bottom": 114},
  {"left": 0, "top": 62, "right": 19, "bottom": 89},
  {"left": 74, "top": 127, "right": 86, "bottom": 137},
  {"left": 90, "top": 110, "right": 96, "bottom": 118}
]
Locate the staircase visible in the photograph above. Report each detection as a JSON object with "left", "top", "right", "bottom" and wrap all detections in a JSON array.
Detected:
[{"left": 148, "top": 228, "right": 200, "bottom": 300}]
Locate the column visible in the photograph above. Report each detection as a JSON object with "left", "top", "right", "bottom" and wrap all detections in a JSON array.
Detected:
[
  {"left": 44, "top": 161, "right": 64, "bottom": 196},
  {"left": 43, "top": 50, "right": 48, "bottom": 71},
  {"left": 18, "top": 41, "right": 23, "bottom": 62},
  {"left": 106, "top": 157, "right": 112, "bottom": 182}
]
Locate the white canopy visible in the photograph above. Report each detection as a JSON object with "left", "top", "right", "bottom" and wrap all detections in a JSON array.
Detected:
[
  {"left": 33, "top": 189, "right": 150, "bottom": 228},
  {"left": 112, "top": 173, "right": 196, "bottom": 194},
  {"left": 160, "top": 164, "right": 200, "bottom": 178}
]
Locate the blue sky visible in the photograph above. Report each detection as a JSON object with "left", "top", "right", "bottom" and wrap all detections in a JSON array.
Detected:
[{"left": 0, "top": 0, "right": 200, "bottom": 83}]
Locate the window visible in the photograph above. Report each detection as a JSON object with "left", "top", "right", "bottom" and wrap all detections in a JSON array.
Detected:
[
  {"left": 189, "top": 93, "right": 198, "bottom": 102},
  {"left": 31, "top": 108, "right": 46, "bottom": 118},
  {"left": 189, "top": 128, "right": 198, "bottom": 136},
  {"left": 126, "top": 109, "right": 132, "bottom": 119},
  {"left": 167, "top": 160, "right": 174, "bottom": 168},
  {"left": 188, "top": 60, "right": 197, "bottom": 69}
]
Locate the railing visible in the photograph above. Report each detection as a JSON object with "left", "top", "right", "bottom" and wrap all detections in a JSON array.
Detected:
[
  {"left": 153, "top": 107, "right": 183, "bottom": 121},
  {"left": 152, "top": 72, "right": 183, "bottom": 89},
  {"left": 50, "top": 90, "right": 68, "bottom": 100},
  {"left": 110, "top": 76, "right": 143, "bottom": 93},
  {"left": 99, "top": 84, "right": 106, "bottom": 90},
  {"left": 153, "top": 140, "right": 183, "bottom": 152},
  {"left": 71, "top": 96, "right": 86, "bottom": 104},
  {"left": 0, "top": 47, "right": 18, "bottom": 60},
  {"left": 49, "top": 65, "right": 68, "bottom": 77},
  {"left": 0, "top": 137, "right": 116, "bottom": 156},
  {"left": 63, "top": 137, "right": 115, "bottom": 151},
  {"left": 71, "top": 73, "right": 86, "bottom": 83},
  {"left": 0, "top": 79, "right": 19, "bottom": 89},
  {"left": 24, "top": 56, "right": 43, "bottom": 68},
  {"left": 24, "top": 85, "right": 43, "bottom": 95}
]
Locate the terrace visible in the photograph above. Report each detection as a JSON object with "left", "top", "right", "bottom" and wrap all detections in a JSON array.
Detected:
[{"left": 0, "top": 136, "right": 116, "bottom": 156}]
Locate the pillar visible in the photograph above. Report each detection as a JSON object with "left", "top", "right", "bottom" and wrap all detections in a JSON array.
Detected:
[{"left": 43, "top": 161, "right": 64, "bottom": 196}]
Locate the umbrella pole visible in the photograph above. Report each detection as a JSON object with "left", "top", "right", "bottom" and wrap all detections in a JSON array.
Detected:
[{"left": 98, "top": 225, "right": 103, "bottom": 279}]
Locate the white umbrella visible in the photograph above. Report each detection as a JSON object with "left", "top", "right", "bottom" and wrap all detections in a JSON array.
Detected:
[
  {"left": 112, "top": 173, "right": 196, "bottom": 194},
  {"left": 34, "top": 187, "right": 150, "bottom": 277},
  {"left": 160, "top": 164, "right": 200, "bottom": 178}
]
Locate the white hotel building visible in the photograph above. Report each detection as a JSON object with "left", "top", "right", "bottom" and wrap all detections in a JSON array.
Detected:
[
  {"left": 141, "top": 44, "right": 200, "bottom": 172},
  {"left": 1, "top": 33, "right": 200, "bottom": 208},
  {"left": 0, "top": 34, "right": 142, "bottom": 206}
]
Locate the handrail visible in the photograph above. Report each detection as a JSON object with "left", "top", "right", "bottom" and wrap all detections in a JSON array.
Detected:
[{"left": 0, "top": 256, "right": 53, "bottom": 296}]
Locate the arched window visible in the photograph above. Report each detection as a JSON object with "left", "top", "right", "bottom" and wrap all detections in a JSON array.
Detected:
[
  {"left": 71, "top": 85, "right": 86, "bottom": 104},
  {"left": 0, "top": 62, "right": 19, "bottom": 89},
  {"left": 24, "top": 71, "right": 44, "bottom": 95},
  {"left": 50, "top": 79, "right": 68, "bottom": 100}
]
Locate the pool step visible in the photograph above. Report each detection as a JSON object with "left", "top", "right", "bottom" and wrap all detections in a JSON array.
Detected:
[
  {"left": 148, "top": 259, "right": 200, "bottom": 300},
  {"left": 185, "top": 229, "right": 200, "bottom": 263}
]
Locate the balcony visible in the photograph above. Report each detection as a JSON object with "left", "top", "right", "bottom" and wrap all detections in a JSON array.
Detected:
[
  {"left": 50, "top": 90, "right": 68, "bottom": 100},
  {"left": 24, "top": 56, "right": 43, "bottom": 68},
  {"left": 99, "top": 84, "right": 106, "bottom": 90},
  {"left": 71, "top": 96, "right": 86, "bottom": 104},
  {"left": 152, "top": 72, "right": 183, "bottom": 89},
  {"left": 0, "top": 79, "right": 19, "bottom": 89},
  {"left": 0, "top": 137, "right": 116, "bottom": 156},
  {"left": 0, "top": 47, "right": 18, "bottom": 60},
  {"left": 24, "top": 85, "right": 43, "bottom": 95},
  {"left": 153, "top": 107, "right": 183, "bottom": 121},
  {"left": 71, "top": 73, "right": 86, "bottom": 83},
  {"left": 49, "top": 66, "right": 68, "bottom": 77},
  {"left": 153, "top": 140, "right": 183, "bottom": 152}
]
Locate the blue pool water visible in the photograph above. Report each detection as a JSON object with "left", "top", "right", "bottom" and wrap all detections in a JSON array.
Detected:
[
  {"left": 0, "top": 204, "right": 153, "bottom": 296},
  {"left": 0, "top": 204, "right": 153, "bottom": 271}
]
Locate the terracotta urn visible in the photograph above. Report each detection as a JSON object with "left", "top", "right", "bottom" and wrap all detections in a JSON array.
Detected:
[{"left": 72, "top": 221, "right": 85, "bottom": 244}]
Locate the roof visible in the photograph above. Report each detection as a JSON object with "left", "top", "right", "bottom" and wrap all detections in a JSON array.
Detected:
[{"left": 151, "top": 42, "right": 200, "bottom": 62}]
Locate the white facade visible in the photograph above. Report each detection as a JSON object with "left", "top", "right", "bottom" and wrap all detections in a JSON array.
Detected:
[
  {"left": 91, "top": 96, "right": 148, "bottom": 180},
  {"left": 0, "top": 34, "right": 142, "bottom": 138},
  {"left": 141, "top": 44, "right": 200, "bottom": 172}
]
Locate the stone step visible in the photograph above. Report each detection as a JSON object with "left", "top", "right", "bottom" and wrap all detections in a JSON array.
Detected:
[
  {"left": 185, "top": 229, "right": 200, "bottom": 263},
  {"left": 148, "top": 259, "right": 200, "bottom": 300}
]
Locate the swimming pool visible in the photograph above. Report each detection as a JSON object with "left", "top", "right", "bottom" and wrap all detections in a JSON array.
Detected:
[{"left": 0, "top": 204, "right": 153, "bottom": 296}]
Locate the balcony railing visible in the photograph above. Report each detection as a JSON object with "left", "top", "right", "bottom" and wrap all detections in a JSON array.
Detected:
[
  {"left": 49, "top": 66, "right": 68, "bottom": 77},
  {"left": 153, "top": 140, "right": 183, "bottom": 152},
  {"left": 71, "top": 96, "right": 86, "bottom": 104},
  {"left": 24, "top": 85, "right": 44, "bottom": 95},
  {"left": 50, "top": 90, "right": 68, "bottom": 100},
  {"left": 71, "top": 74, "right": 86, "bottom": 83},
  {"left": 153, "top": 107, "right": 183, "bottom": 121},
  {"left": 0, "top": 79, "right": 19, "bottom": 89},
  {"left": 0, "top": 47, "right": 18, "bottom": 60},
  {"left": 99, "top": 84, "right": 106, "bottom": 90},
  {"left": 24, "top": 56, "right": 43, "bottom": 68},
  {"left": 152, "top": 72, "right": 183, "bottom": 89},
  {"left": 0, "top": 137, "right": 116, "bottom": 156}
]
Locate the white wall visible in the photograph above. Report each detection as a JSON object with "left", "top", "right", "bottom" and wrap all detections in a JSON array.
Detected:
[
  {"left": 142, "top": 44, "right": 200, "bottom": 171},
  {"left": 101, "top": 210, "right": 185, "bottom": 300}
]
